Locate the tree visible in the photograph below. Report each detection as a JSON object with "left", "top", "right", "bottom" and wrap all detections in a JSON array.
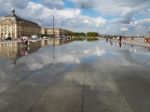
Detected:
[
  {"left": 69, "top": 31, "right": 86, "bottom": 37},
  {"left": 87, "top": 32, "right": 99, "bottom": 37}
]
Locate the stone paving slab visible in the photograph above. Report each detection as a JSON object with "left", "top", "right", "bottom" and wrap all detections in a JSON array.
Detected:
[
  {"left": 31, "top": 86, "right": 82, "bottom": 112},
  {"left": 0, "top": 85, "right": 45, "bottom": 112},
  {"left": 0, "top": 40, "right": 150, "bottom": 112}
]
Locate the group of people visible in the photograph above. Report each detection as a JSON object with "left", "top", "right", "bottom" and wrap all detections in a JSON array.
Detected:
[
  {"left": 21, "top": 36, "right": 30, "bottom": 45},
  {"left": 106, "top": 36, "right": 127, "bottom": 42}
]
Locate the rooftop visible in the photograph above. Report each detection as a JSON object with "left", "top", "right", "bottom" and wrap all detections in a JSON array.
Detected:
[{"left": 3, "top": 9, "right": 39, "bottom": 26}]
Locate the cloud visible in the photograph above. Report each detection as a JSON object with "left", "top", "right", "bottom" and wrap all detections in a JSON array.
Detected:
[
  {"left": 41, "top": 0, "right": 64, "bottom": 9},
  {"left": 137, "top": 19, "right": 150, "bottom": 26},
  {"left": 66, "top": 0, "right": 150, "bottom": 35},
  {"left": 14, "top": 1, "right": 106, "bottom": 32},
  {"left": 120, "top": 27, "right": 129, "bottom": 32},
  {"left": 0, "top": 0, "right": 30, "bottom": 14},
  {"left": 17, "top": 45, "right": 106, "bottom": 70},
  {"left": 0, "top": 0, "right": 149, "bottom": 35}
]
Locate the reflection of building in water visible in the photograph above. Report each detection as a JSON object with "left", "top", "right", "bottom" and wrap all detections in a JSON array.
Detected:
[
  {"left": 41, "top": 38, "right": 70, "bottom": 47},
  {"left": 0, "top": 42, "right": 18, "bottom": 59},
  {"left": 41, "top": 39, "right": 52, "bottom": 47},
  {"left": 0, "top": 9, "right": 41, "bottom": 40},
  {"left": 0, "top": 39, "right": 70, "bottom": 60},
  {"left": 28, "top": 41, "right": 41, "bottom": 53},
  {"left": 0, "top": 39, "right": 70, "bottom": 63},
  {"left": 0, "top": 41, "right": 41, "bottom": 62}
]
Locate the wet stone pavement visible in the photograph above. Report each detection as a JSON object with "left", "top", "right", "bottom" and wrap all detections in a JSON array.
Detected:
[{"left": 0, "top": 40, "right": 150, "bottom": 112}]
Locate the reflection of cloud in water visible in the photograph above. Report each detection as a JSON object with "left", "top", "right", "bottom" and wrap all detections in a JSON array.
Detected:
[
  {"left": 129, "top": 48, "right": 137, "bottom": 53},
  {"left": 18, "top": 53, "right": 81, "bottom": 71},
  {"left": 95, "top": 47, "right": 106, "bottom": 56},
  {"left": 0, "top": 59, "right": 15, "bottom": 71},
  {"left": 57, "top": 55, "right": 80, "bottom": 64},
  {"left": 83, "top": 49, "right": 91, "bottom": 54},
  {"left": 17, "top": 45, "right": 106, "bottom": 70},
  {"left": 83, "top": 46, "right": 106, "bottom": 56},
  {"left": 0, "top": 40, "right": 150, "bottom": 72}
]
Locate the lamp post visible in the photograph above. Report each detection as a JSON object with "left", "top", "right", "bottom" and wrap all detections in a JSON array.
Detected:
[
  {"left": 51, "top": 7, "right": 57, "bottom": 46},
  {"left": 53, "top": 16, "right": 55, "bottom": 38},
  {"left": 52, "top": 9, "right": 56, "bottom": 60}
]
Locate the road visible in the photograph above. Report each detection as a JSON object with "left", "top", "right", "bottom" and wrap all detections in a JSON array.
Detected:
[{"left": 0, "top": 40, "right": 150, "bottom": 112}]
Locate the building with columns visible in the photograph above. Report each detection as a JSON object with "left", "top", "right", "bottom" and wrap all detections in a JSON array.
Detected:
[
  {"left": 0, "top": 9, "right": 41, "bottom": 40},
  {"left": 41, "top": 27, "right": 70, "bottom": 38}
]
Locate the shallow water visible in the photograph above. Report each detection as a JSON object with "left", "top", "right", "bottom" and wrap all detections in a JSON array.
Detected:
[
  {"left": 0, "top": 40, "right": 150, "bottom": 112},
  {"left": 0, "top": 40, "right": 150, "bottom": 68}
]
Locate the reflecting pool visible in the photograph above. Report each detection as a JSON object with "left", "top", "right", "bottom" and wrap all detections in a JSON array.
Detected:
[{"left": 0, "top": 40, "right": 150, "bottom": 112}]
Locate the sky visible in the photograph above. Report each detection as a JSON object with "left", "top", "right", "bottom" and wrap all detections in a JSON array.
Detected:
[{"left": 0, "top": 0, "right": 150, "bottom": 35}]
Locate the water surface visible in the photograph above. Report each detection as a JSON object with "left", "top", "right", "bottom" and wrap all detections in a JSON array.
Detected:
[{"left": 0, "top": 40, "right": 150, "bottom": 112}]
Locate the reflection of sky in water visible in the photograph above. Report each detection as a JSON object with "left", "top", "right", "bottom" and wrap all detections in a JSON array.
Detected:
[
  {"left": 17, "top": 41, "right": 106, "bottom": 70},
  {"left": 0, "top": 40, "right": 150, "bottom": 71},
  {"left": 1, "top": 40, "right": 150, "bottom": 96}
]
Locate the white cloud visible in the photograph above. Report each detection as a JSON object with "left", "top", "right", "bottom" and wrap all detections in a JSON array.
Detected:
[
  {"left": 95, "top": 17, "right": 106, "bottom": 27},
  {"left": 17, "top": 45, "right": 106, "bottom": 70},
  {"left": 56, "top": 8, "right": 81, "bottom": 19},
  {"left": 0, "top": 0, "right": 149, "bottom": 35},
  {"left": 83, "top": 19, "right": 92, "bottom": 24},
  {"left": 13, "top": 1, "right": 106, "bottom": 32},
  {"left": 41, "top": 0, "right": 64, "bottom": 9},
  {"left": 0, "top": 0, "right": 30, "bottom": 15},
  {"left": 137, "top": 18, "right": 150, "bottom": 25},
  {"left": 66, "top": 0, "right": 150, "bottom": 35},
  {"left": 120, "top": 27, "right": 129, "bottom": 32}
]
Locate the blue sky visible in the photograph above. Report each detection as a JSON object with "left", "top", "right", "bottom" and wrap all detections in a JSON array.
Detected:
[{"left": 0, "top": 0, "right": 150, "bottom": 35}]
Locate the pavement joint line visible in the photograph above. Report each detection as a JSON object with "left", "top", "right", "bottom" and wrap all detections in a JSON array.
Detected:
[
  {"left": 81, "top": 64, "right": 86, "bottom": 112},
  {"left": 0, "top": 71, "right": 34, "bottom": 97},
  {"left": 0, "top": 65, "right": 62, "bottom": 97},
  {"left": 115, "top": 84, "right": 136, "bottom": 112},
  {"left": 27, "top": 83, "right": 51, "bottom": 112},
  {"left": 27, "top": 69, "right": 71, "bottom": 112},
  {"left": 0, "top": 66, "right": 63, "bottom": 110},
  {"left": 107, "top": 70, "right": 136, "bottom": 112}
]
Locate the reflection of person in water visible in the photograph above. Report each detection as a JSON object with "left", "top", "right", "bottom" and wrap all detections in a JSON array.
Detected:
[
  {"left": 131, "top": 44, "right": 134, "bottom": 48},
  {"left": 119, "top": 36, "right": 122, "bottom": 42},
  {"left": 119, "top": 42, "right": 122, "bottom": 47},
  {"left": 129, "top": 45, "right": 136, "bottom": 53},
  {"left": 24, "top": 40, "right": 29, "bottom": 45},
  {"left": 20, "top": 47, "right": 29, "bottom": 56},
  {"left": 106, "top": 38, "right": 108, "bottom": 42},
  {"left": 13, "top": 58, "right": 17, "bottom": 65},
  {"left": 21, "top": 36, "right": 29, "bottom": 45},
  {"left": 110, "top": 39, "right": 113, "bottom": 46}
]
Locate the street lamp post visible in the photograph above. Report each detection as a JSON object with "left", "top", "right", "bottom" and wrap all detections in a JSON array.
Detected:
[
  {"left": 53, "top": 16, "right": 55, "bottom": 38},
  {"left": 52, "top": 16, "right": 55, "bottom": 46}
]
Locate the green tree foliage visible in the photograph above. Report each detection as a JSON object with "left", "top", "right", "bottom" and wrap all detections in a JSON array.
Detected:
[
  {"left": 69, "top": 31, "right": 86, "bottom": 40},
  {"left": 69, "top": 31, "right": 86, "bottom": 37},
  {"left": 87, "top": 32, "right": 99, "bottom": 37}
]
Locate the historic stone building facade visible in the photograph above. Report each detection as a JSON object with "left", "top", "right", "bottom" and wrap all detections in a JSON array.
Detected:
[
  {"left": 0, "top": 9, "right": 41, "bottom": 40},
  {"left": 41, "top": 27, "right": 70, "bottom": 38}
]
